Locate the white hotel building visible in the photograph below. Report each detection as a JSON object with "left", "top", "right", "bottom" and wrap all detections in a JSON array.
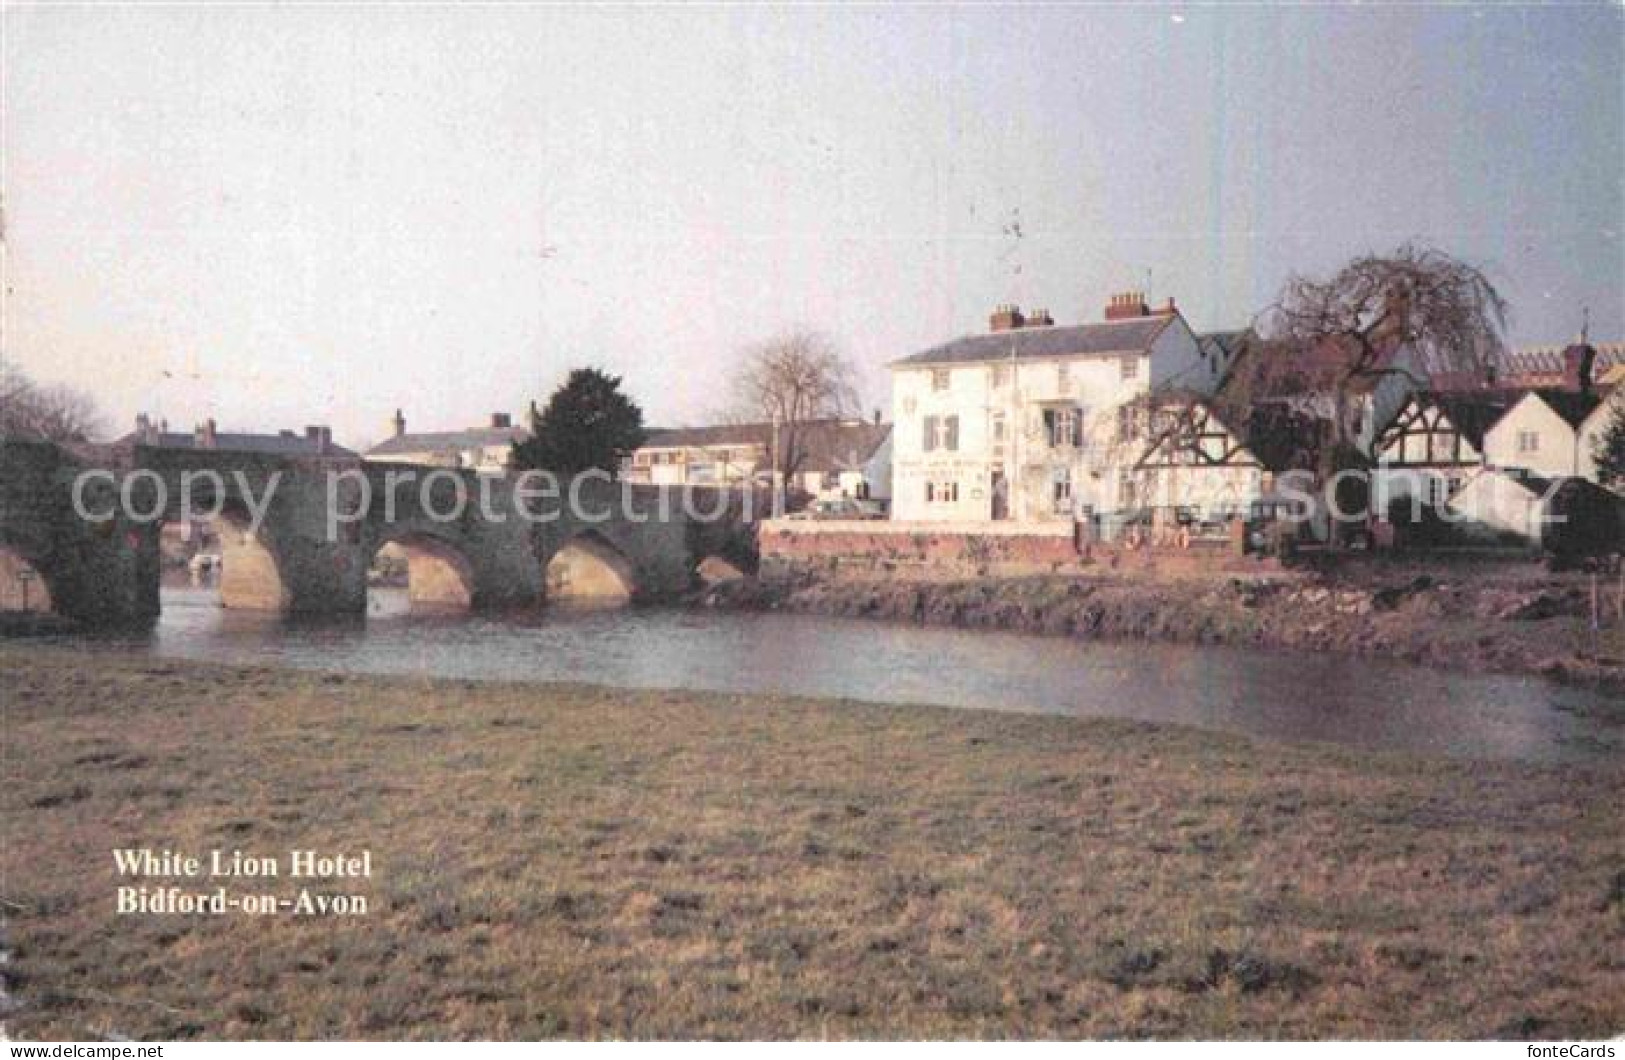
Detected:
[{"left": 889, "top": 294, "right": 1237, "bottom": 524}]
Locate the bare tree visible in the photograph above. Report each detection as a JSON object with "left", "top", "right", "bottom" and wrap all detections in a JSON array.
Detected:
[
  {"left": 727, "top": 330, "right": 859, "bottom": 487},
  {"left": 0, "top": 363, "right": 106, "bottom": 442},
  {"left": 1247, "top": 243, "right": 1509, "bottom": 460}
]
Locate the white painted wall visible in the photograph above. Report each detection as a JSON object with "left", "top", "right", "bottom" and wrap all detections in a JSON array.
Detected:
[
  {"left": 889, "top": 313, "right": 1221, "bottom": 524},
  {"left": 1482, "top": 394, "right": 1581, "bottom": 479}
]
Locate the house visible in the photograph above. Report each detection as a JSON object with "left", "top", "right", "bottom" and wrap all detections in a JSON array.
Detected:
[
  {"left": 1371, "top": 391, "right": 1516, "bottom": 509},
  {"left": 1481, "top": 388, "right": 1603, "bottom": 480},
  {"left": 1127, "top": 392, "right": 1269, "bottom": 525},
  {"left": 365, "top": 410, "right": 527, "bottom": 473},
  {"left": 623, "top": 418, "right": 893, "bottom": 502},
  {"left": 887, "top": 293, "right": 1235, "bottom": 524},
  {"left": 114, "top": 413, "right": 355, "bottom": 458}
]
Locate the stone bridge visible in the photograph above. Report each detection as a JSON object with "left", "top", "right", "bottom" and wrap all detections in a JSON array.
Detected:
[{"left": 0, "top": 440, "right": 754, "bottom": 626}]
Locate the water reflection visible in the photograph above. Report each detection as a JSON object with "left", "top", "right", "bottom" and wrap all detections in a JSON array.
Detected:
[{"left": 64, "top": 587, "right": 1625, "bottom": 764}]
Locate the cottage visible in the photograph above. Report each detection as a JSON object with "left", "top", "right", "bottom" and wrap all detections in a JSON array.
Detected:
[
  {"left": 1127, "top": 393, "right": 1268, "bottom": 526},
  {"left": 1372, "top": 391, "right": 1515, "bottom": 509}
]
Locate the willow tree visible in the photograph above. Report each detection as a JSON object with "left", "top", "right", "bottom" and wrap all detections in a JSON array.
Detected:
[{"left": 1250, "top": 243, "right": 1509, "bottom": 460}]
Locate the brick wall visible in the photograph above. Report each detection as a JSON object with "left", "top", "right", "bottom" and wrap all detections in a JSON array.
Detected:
[{"left": 759, "top": 519, "right": 1277, "bottom": 580}]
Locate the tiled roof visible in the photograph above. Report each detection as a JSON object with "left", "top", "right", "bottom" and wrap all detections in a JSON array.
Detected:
[
  {"left": 366, "top": 426, "right": 527, "bottom": 456},
  {"left": 1499, "top": 342, "right": 1625, "bottom": 381},
  {"left": 113, "top": 430, "right": 356, "bottom": 458},
  {"left": 890, "top": 315, "right": 1174, "bottom": 368}
]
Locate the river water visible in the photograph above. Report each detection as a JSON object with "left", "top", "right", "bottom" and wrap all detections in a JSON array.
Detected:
[{"left": 55, "top": 587, "right": 1624, "bottom": 764}]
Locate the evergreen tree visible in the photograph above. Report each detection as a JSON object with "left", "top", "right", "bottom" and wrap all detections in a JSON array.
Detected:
[
  {"left": 512, "top": 368, "right": 646, "bottom": 480},
  {"left": 1593, "top": 398, "right": 1625, "bottom": 490}
]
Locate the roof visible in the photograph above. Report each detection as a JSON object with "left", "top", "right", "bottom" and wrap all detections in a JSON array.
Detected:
[
  {"left": 641, "top": 423, "right": 772, "bottom": 450},
  {"left": 640, "top": 419, "right": 892, "bottom": 474},
  {"left": 890, "top": 314, "right": 1174, "bottom": 368},
  {"left": 1198, "top": 330, "right": 1250, "bottom": 362},
  {"left": 1418, "top": 391, "right": 1519, "bottom": 449},
  {"left": 1499, "top": 342, "right": 1625, "bottom": 384},
  {"left": 1525, "top": 389, "right": 1604, "bottom": 430},
  {"left": 1460, "top": 467, "right": 1555, "bottom": 498},
  {"left": 366, "top": 426, "right": 527, "bottom": 456},
  {"left": 113, "top": 430, "right": 356, "bottom": 458}
]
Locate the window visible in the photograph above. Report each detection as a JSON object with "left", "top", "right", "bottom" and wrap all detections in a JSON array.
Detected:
[
  {"left": 1057, "top": 363, "right": 1070, "bottom": 391},
  {"left": 1116, "top": 405, "right": 1139, "bottom": 442},
  {"left": 925, "top": 480, "right": 959, "bottom": 504},
  {"left": 991, "top": 412, "right": 1006, "bottom": 443},
  {"left": 1051, "top": 466, "right": 1072, "bottom": 512},
  {"left": 991, "top": 364, "right": 1011, "bottom": 389},
  {"left": 943, "top": 415, "right": 959, "bottom": 452},
  {"left": 923, "top": 415, "right": 958, "bottom": 452},
  {"left": 1044, "top": 407, "right": 1080, "bottom": 448},
  {"left": 923, "top": 415, "right": 939, "bottom": 452},
  {"left": 1427, "top": 476, "right": 1449, "bottom": 507},
  {"left": 1120, "top": 355, "right": 1139, "bottom": 381},
  {"left": 1517, "top": 430, "right": 1540, "bottom": 454},
  {"left": 931, "top": 368, "right": 951, "bottom": 392}
]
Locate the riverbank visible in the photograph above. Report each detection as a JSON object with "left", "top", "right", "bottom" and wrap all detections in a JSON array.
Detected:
[
  {"left": 2, "top": 646, "right": 1621, "bottom": 1039},
  {"left": 706, "top": 564, "right": 1625, "bottom": 693}
]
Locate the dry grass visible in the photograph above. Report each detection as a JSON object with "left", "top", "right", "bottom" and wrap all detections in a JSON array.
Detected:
[{"left": 1, "top": 644, "right": 1621, "bottom": 1040}]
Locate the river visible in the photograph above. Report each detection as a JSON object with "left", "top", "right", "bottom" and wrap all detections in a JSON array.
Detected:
[{"left": 49, "top": 587, "right": 1624, "bottom": 764}]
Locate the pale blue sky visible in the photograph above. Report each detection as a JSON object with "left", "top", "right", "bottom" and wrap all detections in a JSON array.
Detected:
[{"left": 3, "top": 3, "right": 1620, "bottom": 446}]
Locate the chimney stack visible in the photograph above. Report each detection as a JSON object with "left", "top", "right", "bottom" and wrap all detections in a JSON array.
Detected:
[
  {"left": 1104, "top": 292, "right": 1151, "bottom": 321},
  {"left": 490, "top": 412, "right": 512, "bottom": 430},
  {"left": 305, "top": 425, "right": 332, "bottom": 454},
  {"left": 872, "top": 408, "right": 881, "bottom": 426},
  {"left": 1159, "top": 297, "right": 1177, "bottom": 315},
  {"left": 1027, "top": 308, "right": 1054, "bottom": 327},
  {"left": 989, "top": 304, "right": 1025, "bottom": 332},
  {"left": 134, "top": 413, "right": 159, "bottom": 446},
  {"left": 1562, "top": 343, "right": 1597, "bottom": 395},
  {"left": 195, "top": 418, "right": 218, "bottom": 450},
  {"left": 391, "top": 409, "right": 406, "bottom": 438}
]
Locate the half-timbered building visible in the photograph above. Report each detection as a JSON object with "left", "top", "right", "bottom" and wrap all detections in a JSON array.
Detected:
[{"left": 1371, "top": 391, "right": 1514, "bottom": 508}]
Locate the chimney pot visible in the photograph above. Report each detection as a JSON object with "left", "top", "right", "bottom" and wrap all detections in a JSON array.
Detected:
[
  {"left": 1104, "top": 291, "right": 1151, "bottom": 321},
  {"left": 392, "top": 408, "right": 406, "bottom": 438},
  {"left": 989, "top": 304, "right": 1025, "bottom": 332}
]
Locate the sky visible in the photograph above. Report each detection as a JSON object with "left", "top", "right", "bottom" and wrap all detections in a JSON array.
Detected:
[{"left": 3, "top": 3, "right": 1621, "bottom": 448}]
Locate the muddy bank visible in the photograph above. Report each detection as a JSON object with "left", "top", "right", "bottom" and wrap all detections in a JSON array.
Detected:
[{"left": 704, "top": 566, "right": 1625, "bottom": 694}]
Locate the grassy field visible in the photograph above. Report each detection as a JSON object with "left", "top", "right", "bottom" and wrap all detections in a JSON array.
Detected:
[{"left": 1, "top": 644, "right": 1621, "bottom": 1040}]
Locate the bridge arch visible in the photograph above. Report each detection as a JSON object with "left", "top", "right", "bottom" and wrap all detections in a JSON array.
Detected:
[
  {"left": 0, "top": 538, "right": 57, "bottom": 615},
  {"left": 207, "top": 504, "right": 291, "bottom": 611},
  {"left": 368, "top": 529, "right": 477, "bottom": 613},
  {"left": 545, "top": 530, "right": 637, "bottom": 604}
]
